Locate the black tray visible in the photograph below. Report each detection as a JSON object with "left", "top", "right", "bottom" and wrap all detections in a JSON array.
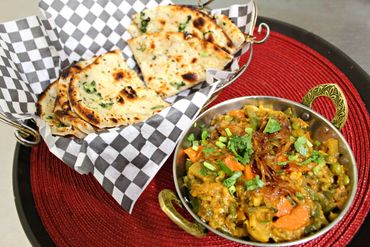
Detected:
[{"left": 13, "top": 17, "right": 370, "bottom": 247}]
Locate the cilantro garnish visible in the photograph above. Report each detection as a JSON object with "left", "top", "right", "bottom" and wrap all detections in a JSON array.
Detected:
[
  {"left": 245, "top": 175, "right": 264, "bottom": 191},
  {"left": 296, "top": 192, "right": 304, "bottom": 200},
  {"left": 200, "top": 165, "right": 207, "bottom": 176},
  {"left": 139, "top": 12, "right": 151, "bottom": 33},
  {"left": 151, "top": 105, "right": 164, "bottom": 110},
  {"left": 294, "top": 136, "right": 309, "bottom": 155},
  {"left": 187, "top": 133, "right": 195, "bottom": 143},
  {"left": 301, "top": 150, "right": 326, "bottom": 165},
  {"left": 83, "top": 80, "right": 97, "bottom": 94},
  {"left": 178, "top": 15, "right": 192, "bottom": 32},
  {"left": 263, "top": 117, "right": 281, "bottom": 134},
  {"left": 202, "top": 147, "right": 215, "bottom": 157},
  {"left": 99, "top": 102, "right": 113, "bottom": 109},
  {"left": 202, "top": 30, "right": 213, "bottom": 39},
  {"left": 227, "top": 128, "right": 253, "bottom": 165},
  {"left": 288, "top": 154, "right": 299, "bottom": 161},
  {"left": 170, "top": 81, "right": 185, "bottom": 90}
]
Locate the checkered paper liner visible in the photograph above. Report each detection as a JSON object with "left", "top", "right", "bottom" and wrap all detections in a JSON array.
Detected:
[{"left": 0, "top": 0, "right": 255, "bottom": 213}]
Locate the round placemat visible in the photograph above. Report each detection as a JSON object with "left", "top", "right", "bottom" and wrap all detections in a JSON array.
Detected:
[{"left": 16, "top": 18, "right": 369, "bottom": 247}]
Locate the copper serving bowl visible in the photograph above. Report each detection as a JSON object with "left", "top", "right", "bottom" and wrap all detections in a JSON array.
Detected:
[{"left": 159, "top": 84, "right": 358, "bottom": 246}]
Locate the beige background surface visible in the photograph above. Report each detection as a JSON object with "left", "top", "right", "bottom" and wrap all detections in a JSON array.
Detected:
[{"left": 0, "top": 0, "right": 368, "bottom": 246}]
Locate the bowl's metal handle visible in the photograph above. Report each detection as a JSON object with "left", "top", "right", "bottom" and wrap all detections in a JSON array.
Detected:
[
  {"left": 301, "top": 84, "right": 348, "bottom": 130},
  {"left": 158, "top": 189, "right": 207, "bottom": 237}
]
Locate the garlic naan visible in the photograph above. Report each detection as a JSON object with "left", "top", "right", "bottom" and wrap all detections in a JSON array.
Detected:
[
  {"left": 54, "top": 58, "right": 96, "bottom": 134},
  {"left": 128, "top": 5, "right": 239, "bottom": 54},
  {"left": 69, "top": 49, "right": 168, "bottom": 128},
  {"left": 128, "top": 32, "right": 233, "bottom": 98},
  {"left": 214, "top": 14, "right": 245, "bottom": 50},
  {"left": 37, "top": 80, "right": 86, "bottom": 138}
]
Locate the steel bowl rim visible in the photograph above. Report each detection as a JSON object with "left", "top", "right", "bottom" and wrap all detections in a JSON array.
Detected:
[{"left": 173, "top": 95, "right": 358, "bottom": 246}]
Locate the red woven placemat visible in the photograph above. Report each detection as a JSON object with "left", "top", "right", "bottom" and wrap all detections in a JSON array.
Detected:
[{"left": 30, "top": 30, "right": 370, "bottom": 247}]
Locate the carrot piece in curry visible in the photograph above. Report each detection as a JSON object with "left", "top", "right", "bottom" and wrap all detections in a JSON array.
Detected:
[
  {"left": 244, "top": 165, "right": 255, "bottom": 180},
  {"left": 184, "top": 146, "right": 202, "bottom": 162},
  {"left": 275, "top": 197, "right": 294, "bottom": 217},
  {"left": 273, "top": 205, "right": 310, "bottom": 230},
  {"left": 224, "top": 155, "right": 244, "bottom": 171}
]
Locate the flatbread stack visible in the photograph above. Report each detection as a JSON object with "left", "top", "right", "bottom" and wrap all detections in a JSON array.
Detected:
[
  {"left": 37, "top": 5, "right": 245, "bottom": 138},
  {"left": 37, "top": 50, "right": 168, "bottom": 138},
  {"left": 127, "top": 5, "right": 245, "bottom": 97}
]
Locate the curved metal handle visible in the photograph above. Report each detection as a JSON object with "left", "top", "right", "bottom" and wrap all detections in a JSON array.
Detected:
[
  {"left": 0, "top": 113, "right": 40, "bottom": 147},
  {"left": 301, "top": 84, "right": 348, "bottom": 130},
  {"left": 158, "top": 189, "right": 207, "bottom": 237}
]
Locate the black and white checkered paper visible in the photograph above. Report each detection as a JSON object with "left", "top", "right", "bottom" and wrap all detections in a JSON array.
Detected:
[{"left": 0, "top": 0, "right": 255, "bottom": 213}]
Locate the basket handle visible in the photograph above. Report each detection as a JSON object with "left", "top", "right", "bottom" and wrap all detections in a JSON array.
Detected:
[
  {"left": 0, "top": 113, "right": 40, "bottom": 146},
  {"left": 301, "top": 84, "right": 348, "bottom": 130},
  {"left": 158, "top": 189, "right": 207, "bottom": 237}
]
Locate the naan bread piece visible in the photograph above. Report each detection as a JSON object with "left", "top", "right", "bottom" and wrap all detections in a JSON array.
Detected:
[
  {"left": 54, "top": 58, "right": 96, "bottom": 134},
  {"left": 214, "top": 14, "right": 246, "bottom": 51},
  {"left": 128, "top": 5, "right": 237, "bottom": 54},
  {"left": 55, "top": 58, "right": 95, "bottom": 112},
  {"left": 37, "top": 80, "right": 86, "bottom": 138},
  {"left": 69, "top": 49, "right": 169, "bottom": 128},
  {"left": 128, "top": 32, "right": 233, "bottom": 98}
]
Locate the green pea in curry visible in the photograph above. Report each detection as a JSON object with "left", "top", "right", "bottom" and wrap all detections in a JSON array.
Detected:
[{"left": 183, "top": 105, "right": 350, "bottom": 243}]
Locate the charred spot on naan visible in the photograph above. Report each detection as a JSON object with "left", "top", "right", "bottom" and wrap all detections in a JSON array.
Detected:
[
  {"left": 120, "top": 86, "right": 138, "bottom": 99},
  {"left": 113, "top": 69, "right": 132, "bottom": 81},
  {"left": 181, "top": 72, "right": 198, "bottom": 82},
  {"left": 60, "top": 63, "right": 83, "bottom": 80},
  {"left": 193, "top": 17, "right": 206, "bottom": 29}
]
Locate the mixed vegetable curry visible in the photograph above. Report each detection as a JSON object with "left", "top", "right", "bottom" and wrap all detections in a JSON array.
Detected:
[{"left": 183, "top": 105, "right": 350, "bottom": 243}]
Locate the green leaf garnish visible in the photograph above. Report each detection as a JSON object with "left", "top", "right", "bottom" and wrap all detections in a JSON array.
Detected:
[
  {"left": 202, "top": 147, "right": 215, "bottom": 157},
  {"left": 296, "top": 192, "right": 304, "bottom": 200},
  {"left": 200, "top": 165, "right": 207, "bottom": 176},
  {"left": 245, "top": 175, "right": 264, "bottom": 191},
  {"left": 99, "top": 102, "right": 113, "bottom": 109},
  {"left": 83, "top": 80, "right": 97, "bottom": 94},
  {"left": 288, "top": 154, "right": 299, "bottom": 161},
  {"left": 263, "top": 117, "right": 281, "bottom": 134},
  {"left": 178, "top": 15, "right": 192, "bottom": 32},
  {"left": 277, "top": 161, "right": 288, "bottom": 166},
  {"left": 170, "top": 81, "right": 186, "bottom": 90},
  {"left": 227, "top": 131, "right": 253, "bottom": 165},
  {"left": 294, "top": 136, "right": 309, "bottom": 155},
  {"left": 187, "top": 133, "right": 195, "bottom": 143},
  {"left": 139, "top": 12, "right": 151, "bottom": 33},
  {"left": 151, "top": 105, "right": 164, "bottom": 110},
  {"left": 202, "top": 30, "right": 213, "bottom": 39}
]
